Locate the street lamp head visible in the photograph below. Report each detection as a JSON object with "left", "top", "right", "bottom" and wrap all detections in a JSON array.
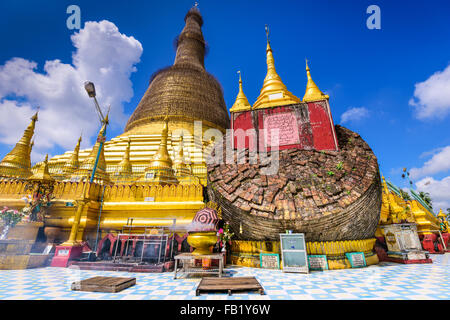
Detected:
[{"left": 84, "top": 81, "right": 96, "bottom": 98}]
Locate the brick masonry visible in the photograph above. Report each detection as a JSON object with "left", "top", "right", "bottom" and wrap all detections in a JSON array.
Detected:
[{"left": 207, "top": 125, "right": 382, "bottom": 241}]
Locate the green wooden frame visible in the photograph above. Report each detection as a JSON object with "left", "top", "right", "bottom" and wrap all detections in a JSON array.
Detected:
[
  {"left": 259, "top": 253, "right": 280, "bottom": 269},
  {"left": 345, "top": 252, "right": 366, "bottom": 268},
  {"left": 308, "top": 254, "right": 329, "bottom": 270}
]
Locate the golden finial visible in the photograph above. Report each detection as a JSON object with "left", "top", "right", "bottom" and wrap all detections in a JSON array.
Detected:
[
  {"left": 230, "top": 70, "right": 251, "bottom": 112},
  {"left": 30, "top": 107, "right": 39, "bottom": 123},
  {"left": 253, "top": 26, "right": 300, "bottom": 109},
  {"left": 101, "top": 108, "right": 110, "bottom": 128},
  {"left": 303, "top": 59, "right": 329, "bottom": 102},
  {"left": 28, "top": 154, "right": 54, "bottom": 182}
]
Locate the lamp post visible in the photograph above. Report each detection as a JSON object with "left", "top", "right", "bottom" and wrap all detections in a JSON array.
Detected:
[
  {"left": 51, "top": 82, "right": 108, "bottom": 267},
  {"left": 84, "top": 81, "right": 108, "bottom": 183}
]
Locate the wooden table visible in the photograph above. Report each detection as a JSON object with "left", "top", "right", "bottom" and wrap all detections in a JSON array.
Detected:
[
  {"left": 196, "top": 277, "right": 265, "bottom": 296},
  {"left": 173, "top": 253, "right": 224, "bottom": 279},
  {"left": 71, "top": 276, "right": 136, "bottom": 293}
]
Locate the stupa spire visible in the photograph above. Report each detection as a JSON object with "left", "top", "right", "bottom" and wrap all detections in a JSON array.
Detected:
[
  {"left": 253, "top": 25, "right": 300, "bottom": 109},
  {"left": 115, "top": 138, "right": 132, "bottom": 176},
  {"left": 173, "top": 4, "right": 205, "bottom": 69},
  {"left": 0, "top": 110, "right": 39, "bottom": 179},
  {"left": 230, "top": 71, "right": 251, "bottom": 112},
  {"left": 63, "top": 134, "right": 82, "bottom": 175},
  {"left": 28, "top": 154, "right": 54, "bottom": 182},
  {"left": 302, "top": 59, "right": 329, "bottom": 102},
  {"left": 140, "top": 116, "right": 178, "bottom": 184},
  {"left": 148, "top": 116, "right": 173, "bottom": 169},
  {"left": 174, "top": 135, "right": 190, "bottom": 174},
  {"left": 71, "top": 122, "right": 110, "bottom": 183}
]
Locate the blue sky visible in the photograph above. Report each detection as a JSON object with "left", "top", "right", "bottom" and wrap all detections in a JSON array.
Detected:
[{"left": 1, "top": 0, "right": 450, "bottom": 210}]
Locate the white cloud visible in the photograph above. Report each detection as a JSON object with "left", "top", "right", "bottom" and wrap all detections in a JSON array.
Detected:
[
  {"left": 340, "top": 107, "right": 369, "bottom": 124},
  {"left": 409, "top": 64, "right": 450, "bottom": 120},
  {"left": 415, "top": 176, "right": 450, "bottom": 211},
  {"left": 0, "top": 20, "right": 143, "bottom": 162},
  {"left": 410, "top": 145, "right": 450, "bottom": 180}
]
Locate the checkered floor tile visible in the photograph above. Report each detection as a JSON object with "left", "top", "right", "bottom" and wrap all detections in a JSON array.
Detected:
[{"left": 0, "top": 254, "right": 448, "bottom": 300}]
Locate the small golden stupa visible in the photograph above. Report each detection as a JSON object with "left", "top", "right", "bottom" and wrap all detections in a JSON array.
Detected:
[
  {"left": 28, "top": 154, "right": 54, "bottom": 183},
  {"left": 111, "top": 137, "right": 133, "bottom": 184},
  {"left": 229, "top": 71, "right": 251, "bottom": 113},
  {"left": 0, "top": 111, "right": 38, "bottom": 179},
  {"left": 70, "top": 116, "right": 110, "bottom": 184},
  {"left": 62, "top": 135, "right": 82, "bottom": 176},
  {"left": 302, "top": 59, "right": 329, "bottom": 102},
  {"left": 139, "top": 116, "right": 178, "bottom": 184},
  {"left": 252, "top": 25, "right": 300, "bottom": 109}
]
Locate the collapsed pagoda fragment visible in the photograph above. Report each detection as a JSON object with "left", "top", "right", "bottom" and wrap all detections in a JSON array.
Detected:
[{"left": 208, "top": 28, "right": 381, "bottom": 269}]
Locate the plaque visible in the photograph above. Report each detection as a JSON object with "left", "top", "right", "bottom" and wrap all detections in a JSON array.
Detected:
[
  {"left": 263, "top": 112, "right": 300, "bottom": 147},
  {"left": 268, "top": 92, "right": 284, "bottom": 100},
  {"left": 145, "top": 172, "right": 155, "bottom": 179},
  {"left": 345, "top": 252, "right": 366, "bottom": 268},
  {"left": 308, "top": 255, "right": 329, "bottom": 271},
  {"left": 279, "top": 233, "right": 309, "bottom": 273},
  {"left": 383, "top": 223, "right": 422, "bottom": 252},
  {"left": 260, "top": 253, "right": 280, "bottom": 269},
  {"left": 144, "top": 197, "right": 155, "bottom": 202}
]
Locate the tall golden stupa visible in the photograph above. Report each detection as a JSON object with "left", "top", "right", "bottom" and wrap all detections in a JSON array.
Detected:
[{"left": 48, "top": 6, "right": 229, "bottom": 186}]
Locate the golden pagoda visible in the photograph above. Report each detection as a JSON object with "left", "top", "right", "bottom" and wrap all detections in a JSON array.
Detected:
[
  {"left": 252, "top": 25, "right": 300, "bottom": 109},
  {"left": 230, "top": 71, "right": 251, "bottom": 113},
  {"left": 377, "top": 176, "right": 441, "bottom": 237},
  {"left": 173, "top": 135, "right": 200, "bottom": 185},
  {"left": 0, "top": 7, "right": 223, "bottom": 247},
  {"left": 111, "top": 138, "right": 133, "bottom": 182},
  {"left": 28, "top": 154, "right": 54, "bottom": 183},
  {"left": 48, "top": 6, "right": 228, "bottom": 186},
  {"left": 0, "top": 111, "right": 38, "bottom": 179},
  {"left": 303, "top": 59, "right": 329, "bottom": 102},
  {"left": 139, "top": 116, "right": 178, "bottom": 184},
  {"left": 62, "top": 135, "right": 82, "bottom": 176},
  {"left": 70, "top": 118, "right": 110, "bottom": 184}
]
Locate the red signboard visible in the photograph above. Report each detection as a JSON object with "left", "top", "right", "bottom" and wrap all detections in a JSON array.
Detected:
[{"left": 231, "top": 100, "right": 338, "bottom": 152}]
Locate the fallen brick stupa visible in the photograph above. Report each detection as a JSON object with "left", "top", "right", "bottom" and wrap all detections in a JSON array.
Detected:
[{"left": 207, "top": 125, "right": 381, "bottom": 242}]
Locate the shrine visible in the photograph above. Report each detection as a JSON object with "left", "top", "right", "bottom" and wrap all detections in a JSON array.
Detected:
[{"left": 0, "top": 5, "right": 448, "bottom": 276}]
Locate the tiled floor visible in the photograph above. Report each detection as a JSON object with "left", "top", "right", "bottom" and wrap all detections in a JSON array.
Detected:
[{"left": 0, "top": 254, "right": 448, "bottom": 300}]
